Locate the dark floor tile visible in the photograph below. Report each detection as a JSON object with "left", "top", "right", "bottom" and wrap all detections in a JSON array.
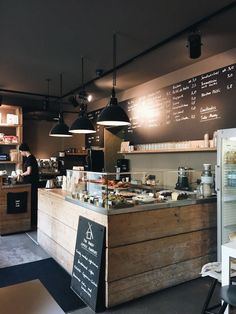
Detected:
[{"left": 70, "top": 277, "right": 220, "bottom": 314}]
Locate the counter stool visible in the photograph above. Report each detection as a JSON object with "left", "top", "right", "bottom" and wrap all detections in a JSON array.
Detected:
[
  {"left": 218, "top": 285, "right": 236, "bottom": 313},
  {"left": 201, "top": 232, "right": 236, "bottom": 314},
  {"left": 200, "top": 262, "right": 236, "bottom": 314}
]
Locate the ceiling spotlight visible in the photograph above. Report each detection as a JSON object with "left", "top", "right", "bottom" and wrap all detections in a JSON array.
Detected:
[
  {"left": 87, "top": 94, "right": 92, "bottom": 102},
  {"left": 96, "top": 69, "right": 104, "bottom": 77},
  {"left": 78, "top": 90, "right": 92, "bottom": 102},
  {"left": 187, "top": 32, "right": 202, "bottom": 59}
]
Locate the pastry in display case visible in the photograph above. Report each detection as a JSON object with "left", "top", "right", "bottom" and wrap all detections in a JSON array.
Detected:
[{"left": 65, "top": 168, "right": 205, "bottom": 210}]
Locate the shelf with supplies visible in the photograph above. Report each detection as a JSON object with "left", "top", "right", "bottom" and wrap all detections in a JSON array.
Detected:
[
  {"left": 118, "top": 139, "right": 217, "bottom": 154},
  {"left": 0, "top": 161, "right": 17, "bottom": 164},
  {"left": 118, "top": 147, "right": 216, "bottom": 154},
  {"left": 0, "top": 143, "right": 19, "bottom": 146},
  {"left": 0, "top": 123, "right": 22, "bottom": 127},
  {"left": 0, "top": 105, "right": 22, "bottom": 170}
]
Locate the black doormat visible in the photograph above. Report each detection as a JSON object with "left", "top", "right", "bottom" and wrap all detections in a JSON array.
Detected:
[{"left": 0, "top": 258, "right": 85, "bottom": 313}]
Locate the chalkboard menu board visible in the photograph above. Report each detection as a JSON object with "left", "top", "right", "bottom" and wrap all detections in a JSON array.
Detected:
[
  {"left": 71, "top": 217, "right": 105, "bottom": 312},
  {"left": 119, "top": 63, "right": 236, "bottom": 143},
  {"left": 85, "top": 109, "right": 104, "bottom": 148}
]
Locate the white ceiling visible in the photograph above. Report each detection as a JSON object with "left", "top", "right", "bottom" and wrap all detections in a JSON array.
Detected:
[{"left": 0, "top": 0, "right": 235, "bottom": 110}]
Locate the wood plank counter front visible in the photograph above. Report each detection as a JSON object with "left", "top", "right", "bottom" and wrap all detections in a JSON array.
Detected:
[{"left": 38, "top": 188, "right": 217, "bottom": 308}]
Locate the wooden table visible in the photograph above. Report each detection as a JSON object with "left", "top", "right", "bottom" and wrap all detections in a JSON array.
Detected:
[
  {"left": 0, "top": 280, "right": 65, "bottom": 314},
  {"left": 222, "top": 241, "right": 236, "bottom": 314}
]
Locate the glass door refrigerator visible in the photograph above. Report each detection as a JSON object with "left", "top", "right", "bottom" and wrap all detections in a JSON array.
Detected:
[{"left": 216, "top": 128, "right": 236, "bottom": 261}]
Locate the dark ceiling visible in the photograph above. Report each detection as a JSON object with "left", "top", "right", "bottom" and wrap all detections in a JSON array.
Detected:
[{"left": 0, "top": 0, "right": 236, "bottom": 111}]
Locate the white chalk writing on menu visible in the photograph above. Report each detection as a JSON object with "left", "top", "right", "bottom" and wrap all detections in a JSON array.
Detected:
[
  {"left": 71, "top": 217, "right": 105, "bottom": 312},
  {"left": 119, "top": 63, "right": 235, "bottom": 143},
  {"left": 86, "top": 110, "right": 104, "bottom": 147}
]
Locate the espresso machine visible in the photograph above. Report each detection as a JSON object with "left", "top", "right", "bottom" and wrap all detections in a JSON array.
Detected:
[{"left": 175, "top": 167, "right": 190, "bottom": 191}]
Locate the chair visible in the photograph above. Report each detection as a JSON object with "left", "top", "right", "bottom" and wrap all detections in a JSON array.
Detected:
[
  {"left": 217, "top": 284, "right": 236, "bottom": 313},
  {"left": 201, "top": 233, "right": 236, "bottom": 314},
  {"left": 200, "top": 262, "right": 236, "bottom": 314}
]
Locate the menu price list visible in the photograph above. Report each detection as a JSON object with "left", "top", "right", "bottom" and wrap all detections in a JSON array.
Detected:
[
  {"left": 71, "top": 217, "right": 105, "bottom": 312},
  {"left": 120, "top": 63, "right": 235, "bottom": 144},
  {"left": 86, "top": 109, "right": 104, "bottom": 148}
]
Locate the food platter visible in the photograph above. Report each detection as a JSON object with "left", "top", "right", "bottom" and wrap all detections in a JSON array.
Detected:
[{"left": 132, "top": 195, "right": 156, "bottom": 204}]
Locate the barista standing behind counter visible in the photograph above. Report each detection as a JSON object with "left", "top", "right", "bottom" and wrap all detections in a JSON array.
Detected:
[{"left": 19, "top": 143, "right": 39, "bottom": 228}]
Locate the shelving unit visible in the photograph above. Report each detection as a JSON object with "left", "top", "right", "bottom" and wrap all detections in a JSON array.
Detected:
[
  {"left": 0, "top": 105, "right": 23, "bottom": 170},
  {"left": 0, "top": 161, "right": 17, "bottom": 164},
  {"left": 0, "top": 143, "right": 20, "bottom": 146},
  {"left": 118, "top": 147, "right": 216, "bottom": 154},
  {"left": 118, "top": 139, "right": 217, "bottom": 154},
  {"left": 0, "top": 123, "right": 21, "bottom": 127}
]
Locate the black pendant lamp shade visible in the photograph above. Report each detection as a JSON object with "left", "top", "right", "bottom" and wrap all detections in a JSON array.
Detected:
[
  {"left": 97, "top": 87, "right": 130, "bottom": 126},
  {"left": 70, "top": 105, "right": 95, "bottom": 134},
  {"left": 97, "top": 34, "right": 131, "bottom": 127},
  {"left": 49, "top": 73, "right": 72, "bottom": 137},
  {"left": 69, "top": 57, "right": 96, "bottom": 134},
  {"left": 49, "top": 113, "right": 72, "bottom": 137}
]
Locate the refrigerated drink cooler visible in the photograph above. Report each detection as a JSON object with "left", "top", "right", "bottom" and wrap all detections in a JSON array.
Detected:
[{"left": 216, "top": 128, "right": 236, "bottom": 261}]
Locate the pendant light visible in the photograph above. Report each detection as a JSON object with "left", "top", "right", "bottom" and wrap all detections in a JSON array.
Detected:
[
  {"left": 49, "top": 73, "right": 72, "bottom": 137},
  {"left": 69, "top": 57, "right": 96, "bottom": 134},
  {"left": 97, "top": 34, "right": 131, "bottom": 127}
]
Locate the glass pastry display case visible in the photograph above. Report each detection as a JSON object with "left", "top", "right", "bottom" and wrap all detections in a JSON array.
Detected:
[{"left": 65, "top": 168, "right": 207, "bottom": 210}]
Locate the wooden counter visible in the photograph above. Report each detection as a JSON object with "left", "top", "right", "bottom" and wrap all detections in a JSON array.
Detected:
[
  {"left": 0, "top": 179, "right": 31, "bottom": 235},
  {"left": 38, "top": 188, "right": 216, "bottom": 308}
]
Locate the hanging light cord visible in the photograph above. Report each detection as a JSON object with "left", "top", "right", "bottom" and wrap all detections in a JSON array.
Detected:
[
  {"left": 60, "top": 73, "right": 63, "bottom": 98},
  {"left": 46, "top": 78, "right": 51, "bottom": 97},
  {"left": 113, "top": 33, "right": 117, "bottom": 88},
  {"left": 60, "top": 73, "right": 63, "bottom": 115},
  {"left": 81, "top": 56, "right": 84, "bottom": 90},
  {"left": 80, "top": 56, "right": 87, "bottom": 114}
]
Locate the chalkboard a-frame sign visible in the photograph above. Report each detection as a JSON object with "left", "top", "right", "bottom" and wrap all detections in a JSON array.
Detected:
[{"left": 71, "top": 217, "right": 106, "bottom": 312}]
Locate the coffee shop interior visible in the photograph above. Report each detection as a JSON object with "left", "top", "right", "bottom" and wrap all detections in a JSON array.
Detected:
[{"left": 0, "top": 1, "right": 236, "bottom": 313}]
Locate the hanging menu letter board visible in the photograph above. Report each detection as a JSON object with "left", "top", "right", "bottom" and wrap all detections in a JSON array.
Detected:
[{"left": 71, "top": 217, "right": 105, "bottom": 312}]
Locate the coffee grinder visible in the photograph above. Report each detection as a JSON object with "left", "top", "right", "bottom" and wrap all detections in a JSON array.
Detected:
[
  {"left": 175, "top": 167, "right": 190, "bottom": 191},
  {"left": 200, "top": 163, "right": 213, "bottom": 197}
]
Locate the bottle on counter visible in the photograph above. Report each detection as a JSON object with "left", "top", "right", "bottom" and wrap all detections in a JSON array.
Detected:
[
  {"left": 204, "top": 133, "right": 209, "bottom": 148},
  {"left": 213, "top": 131, "right": 217, "bottom": 148},
  {"left": 196, "top": 179, "right": 203, "bottom": 199}
]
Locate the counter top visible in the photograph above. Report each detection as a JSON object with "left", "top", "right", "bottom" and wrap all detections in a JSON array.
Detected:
[
  {"left": 39, "top": 188, "right": 216, "bottom": 216},
  {"left": 38, "top": 188, "right": 67, "bottom": 200},
  {"left": 66, "top": 195, "right": 217, "bottom": 215},
  {"left": 1, "top": 183, "right": 31, "bottom": 189}
]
